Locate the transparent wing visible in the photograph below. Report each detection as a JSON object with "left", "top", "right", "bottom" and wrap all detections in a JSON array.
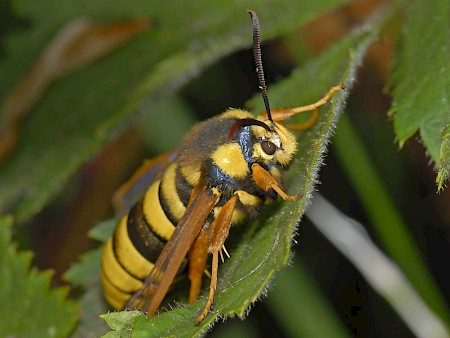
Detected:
[{"left": 112, "top": 151, "right": 178, "bottom": 216}]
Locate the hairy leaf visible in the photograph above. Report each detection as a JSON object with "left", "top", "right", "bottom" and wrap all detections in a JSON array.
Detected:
[
  {"left": 100, "top": 7, "right": 386, "bottom": 337},
  {"left": 0, "top": 216, "right": 78, "bottom": 338},
  {"left": 437, "top": 121, "right": 450, "bottom": 190},
  {"left": 389, "top": 0, "right": 450, "bottom": 185},
  {"left": 0, "top": 0, "right": 348, "bottom": 223}
]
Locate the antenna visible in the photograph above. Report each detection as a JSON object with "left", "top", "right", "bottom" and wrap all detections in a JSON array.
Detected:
[{"left": 248, "top": 10, "right": 272, "bottom": 122}]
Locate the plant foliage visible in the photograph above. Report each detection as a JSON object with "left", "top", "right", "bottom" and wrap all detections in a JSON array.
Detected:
[{"left": 0, "top": 0, "right": 449, "bottom": 337}]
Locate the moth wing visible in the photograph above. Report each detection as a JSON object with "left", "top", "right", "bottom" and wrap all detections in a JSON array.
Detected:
[
  {"left": 112, "top": 151, "right": 178, "bottom": 216},
  {"left": 125, "top": 184, "right": 219, "bottom": 314}
]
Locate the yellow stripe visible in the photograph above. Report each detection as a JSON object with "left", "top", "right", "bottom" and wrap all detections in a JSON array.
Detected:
[
  {"left": 160, "top": 163, "right": 186, "bottom": 221},
  {"left": 114, "top": 216, "right": 155, "bottom": 280},
  {"left": 236, "top": 189, "right": 262, "bottom": 207},
  {"left": 101, "top": 268, "right": 133, "bottom": 310},
  {"left": 179, "top": 163, "right": 201, "bottom": 186},
  {"left": 102, "top": 237, "right": 145, "bottom": 289},
  {"left": 220, "top": 108, "right": 252, "bottom": 120},
  {"left": 211, "top": 143, "right": 249, "bottom": 178},
  {"left": 143, "top": 180, "right": 176, "bottom": 241}
]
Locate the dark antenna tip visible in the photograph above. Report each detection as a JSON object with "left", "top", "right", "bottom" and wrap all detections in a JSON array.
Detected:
[{"left": 247, "top": 10, "right": 272, "bottom": 122}]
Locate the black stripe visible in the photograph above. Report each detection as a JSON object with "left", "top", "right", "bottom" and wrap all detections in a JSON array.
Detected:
[
  {"left": 112, "top": 229, "right": 143, "bottom": 281},
  {"left": 175, "top": 165, "right": 193, "bottom": 207},
  {"left": 141, "top": 198, "right": 173, "bottom": 245},
  {"left": 126, "top": 200, "right": 166, "bottom": 263},
  {"left": 158, "top": 183, "right": 180, "bottom": 227}
]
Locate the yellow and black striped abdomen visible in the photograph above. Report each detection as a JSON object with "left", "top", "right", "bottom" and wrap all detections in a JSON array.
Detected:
[{"left": 101, "top": 162, "right": 194, "bottom": 309}]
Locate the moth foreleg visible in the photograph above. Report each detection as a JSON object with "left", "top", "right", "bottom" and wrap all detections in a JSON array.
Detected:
[
  {"left": 195, "top": 194, "right": 238, "bottom": 324},
  {"left": 252, "top": 163, "right": 299, "bottom": 201},
  {"left": 188, "top": 227, "right": 210, "bottom": 304}
]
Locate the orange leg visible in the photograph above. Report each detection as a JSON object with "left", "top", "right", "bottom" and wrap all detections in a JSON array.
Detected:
[
  {"left": 270, "top": 84, "right": 344, "bottom": 121},
  {"left": 195, "top": 194, "right": 238, "bottom": 325},
  {"left": 188, "top": 227, "right": 210, "bottom": 304},
  {"left": 283, "top": 109, "right": 319, "bottom": 131},
  {"left": 251, "top": 163, "right": 299, "bottom": 201},
  {"left": 128, "top": 185, "right": 218, "bottom": 316}
]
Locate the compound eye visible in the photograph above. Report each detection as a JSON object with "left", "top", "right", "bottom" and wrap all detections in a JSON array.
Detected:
[{"left": 261, "top": 140, "right": 277, "bottom": 155}]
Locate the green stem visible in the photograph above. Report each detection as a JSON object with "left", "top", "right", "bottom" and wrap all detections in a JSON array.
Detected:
[
  {"left": 267, "top": 261, "right": 350, "bottom": 338},
  {"left": 333, "top": 113, "right": 450, "bottom": 326}
]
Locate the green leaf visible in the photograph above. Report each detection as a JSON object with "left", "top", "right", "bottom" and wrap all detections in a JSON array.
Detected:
[
  {"left": 66, "top": 223, "right": 114, "bottom": 338},
  {"left": 136, "top": 96, "right": 197, "bottom": 153},
  {"left": 102, "top": 6, "right": 384, "bottom": 337},
  {"left": 0, "top": 0, "right": 349, "bottom": 223},
  {"left": 101, "top": 310, "right": 142, "bottom": 335},
  {"left": 65, "top": 247, "right": 102, "bottom": 289},
  {"left": 0, "top": 215, "right": 79, "bottom": 338},
  {"left": 389, "top": 0, "right": 450, "bottom": 183},
  {"left": 437, "top": 120, "right": 450, "bottom": 190},
  {"left": 88, "top": 218, "right": 119, "bottom": 243},
  {"left": 70, "top": 286, "right": 110, "bottom": 338}
]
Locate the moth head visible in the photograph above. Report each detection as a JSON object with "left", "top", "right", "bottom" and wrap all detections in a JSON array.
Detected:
[
  {"left": 251, "top": 117, "right": 297, "bottom": 167},
  {"left": 227, "top": 116, "right": 297, "bottom": 167}
]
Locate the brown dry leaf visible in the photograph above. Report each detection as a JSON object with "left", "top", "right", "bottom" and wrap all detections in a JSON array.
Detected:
[{"left": 0, "top": 18, "right": 150, "bottom": 162}]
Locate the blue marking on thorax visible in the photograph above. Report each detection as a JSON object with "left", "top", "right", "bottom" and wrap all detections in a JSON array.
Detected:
[{"left": 236, "top": 126, "right": 256, "bottom": 164}]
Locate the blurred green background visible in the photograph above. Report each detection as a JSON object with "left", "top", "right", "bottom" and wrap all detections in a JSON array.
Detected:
[{"left": 0, "top": 0, "right": 449, "bottom": 337}]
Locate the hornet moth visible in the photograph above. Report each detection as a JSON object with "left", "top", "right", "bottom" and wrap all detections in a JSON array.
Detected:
[{"left": 100, "top": 10, "right": 344, "bottom": 324}]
